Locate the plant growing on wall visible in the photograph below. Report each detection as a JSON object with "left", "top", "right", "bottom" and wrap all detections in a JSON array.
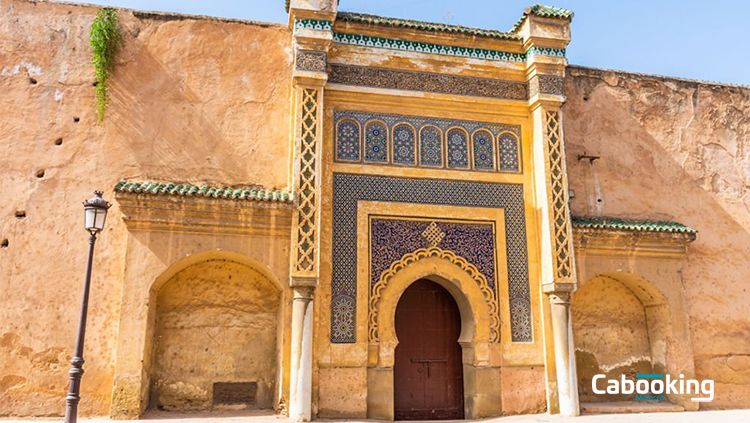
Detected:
[{"left": 90, "top": 8, "right": 121, "bottom": 122}]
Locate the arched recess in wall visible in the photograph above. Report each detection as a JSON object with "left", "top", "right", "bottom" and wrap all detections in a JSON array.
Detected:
[
  {"left": 572, "top": 272, "right": 671, "bottom": 403},
  {"left": 144, "top": 251, "right": 284, "bottom": 412}
]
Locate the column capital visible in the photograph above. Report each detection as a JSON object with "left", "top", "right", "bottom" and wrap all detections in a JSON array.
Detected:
[
  {"left": 543, "top": 286, "right": 575, "bottom": 305},
  {"left": 291, "top": 276, "right": 318, "bottom": 289},
  {"left": 292, "top": 285, "right": 316, "bottom": 300}
]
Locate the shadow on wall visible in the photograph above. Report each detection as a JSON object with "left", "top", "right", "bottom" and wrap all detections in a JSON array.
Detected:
[{"left": 563, "top": 67, "right": 750, "bottom": 408}]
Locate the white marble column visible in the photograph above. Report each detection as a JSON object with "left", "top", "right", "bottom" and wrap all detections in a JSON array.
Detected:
[
  {"left": 289, "top": 286, "right": 314, "bottom": 422},
  {"left": 548, "top": 290, "right": 579, "bottom": 416}
]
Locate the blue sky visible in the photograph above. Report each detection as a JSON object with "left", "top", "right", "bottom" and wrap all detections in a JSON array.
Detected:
[{"left": 59, "top": 0, "right": 750, "bottom": 86}]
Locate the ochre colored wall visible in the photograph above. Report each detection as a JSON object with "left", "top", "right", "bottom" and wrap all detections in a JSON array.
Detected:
[
  {"left": 151, "top": 260, "right": 280, "bottom": 410},
  {"left": 572, "top": 276, "right": 653, "bottom": 402},
  {"left": 0, "top": 0, "right": 292, "bottom": 416},
  {"left": 564, "top": 66, "right": 750, "bottom": 408}
]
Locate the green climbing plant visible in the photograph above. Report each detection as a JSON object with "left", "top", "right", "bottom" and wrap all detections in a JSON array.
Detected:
[{"left": 90, "top": 8, "right": 121, "bottom": 122}]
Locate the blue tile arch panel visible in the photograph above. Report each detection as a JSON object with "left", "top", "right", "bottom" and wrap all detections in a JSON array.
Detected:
[
  {"left": 391, "top": 123, "right": 417, "bottom": 166},
  {"left": 364, "top": 120, "right": 389, "bottom": 163},
  {"left": 446, "top": 127, "right": 470, "bottom": 169},
  {"left": 335, "top": 118, "right": 361, "bottom": 162},
  {"left": 419, "top": 125, "right": 443, "bottom": 167},
  {"left": 333, "top": 110, "right": 522, "bottom": 173},
  {"left": 472, "top": 129, "right": 496, "bottom": 171},
  {"left": 498, "top": 132, "right": 521, "bottom": 172},
  {"left": 330, "top": 173, "right": 533, "bottom": 343}
]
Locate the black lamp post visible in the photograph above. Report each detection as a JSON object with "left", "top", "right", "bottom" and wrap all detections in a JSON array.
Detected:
[{"left": 64, "top": 191, "right": 111, "bottom": 423}]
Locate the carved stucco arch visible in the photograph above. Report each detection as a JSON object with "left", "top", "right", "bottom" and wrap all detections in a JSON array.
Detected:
[{"left": 369, "top": 247, "right": 500, "bottom": 344}]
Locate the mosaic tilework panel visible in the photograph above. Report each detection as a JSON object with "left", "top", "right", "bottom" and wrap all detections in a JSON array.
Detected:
[
  {"left": 446, "top": 128, "right": 470, "bottom": 169},
  {"left": 364, "top": 120, "right": 388, "bottom": 163},
  {"left": 498, "top": 132, "right": 520, "bottom": 172},
  {"left": 331, "top": 173, "right": 533, "bottom": 343},
  {"left": 472, "top": 130, "right": 495, "bottom": 170},
  {"left": 334, "top": 110, "right": 522, "bottom": 173},
  {"left": 335, "top": 119, "right": 360, "bottom": 161},
  {"left": 370, "top": 218, "right": 497, "bottom": 290},
  {"left": 392, "top": 124, "right": 416, "bottom": 165},
  {"left": 419, "top": 126, "right": 442, "bottom": 167}
]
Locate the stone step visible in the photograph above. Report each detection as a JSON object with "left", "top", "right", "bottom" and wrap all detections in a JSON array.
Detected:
[{"left": 581, "top": 401, "right": 685, "bottom": 414}]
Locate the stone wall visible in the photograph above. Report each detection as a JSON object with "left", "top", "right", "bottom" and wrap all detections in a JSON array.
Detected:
[
  {"left": 0, "top": 0, "right": 292, "bottom": 416},
  {"left": 564, "top": 65, "right": 750, "bottom": 408}
]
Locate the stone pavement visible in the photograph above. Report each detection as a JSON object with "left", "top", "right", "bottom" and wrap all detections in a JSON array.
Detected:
[{"left": 3, "top": 409, "right": 750, "bottom": 423}]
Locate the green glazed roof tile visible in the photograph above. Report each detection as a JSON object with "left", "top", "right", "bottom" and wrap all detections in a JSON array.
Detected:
[
  {"left": 114, "top": 179, "right": 293, "bottom": 203},
  {"left": 572, "top": 216, "right": 696, "bottom": 234},
  {"left": 336, "top": 12, "right": 521, "bottom": 40},
  {"left": 510, "top": 4, "right": 574, "bottom": 33}
]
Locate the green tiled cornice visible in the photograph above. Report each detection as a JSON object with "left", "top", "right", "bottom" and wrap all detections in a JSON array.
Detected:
[
  {"left": 294, "top": 18, "right": 332, "bottom": 31},
  {"left": 336, "top": 12, "right": 521, "bottom": 41},
  {"left": 114, "top": 180, "right": 292, "bottom": 202},
  {"left": 510, "top": 4, "right": 574, "bottom": 33},
  {"left": 572, "top": 216, "right": 696, "bottom": 235},
  {"left": 332, "top": 32, "right": 526, "bottom": 62}
]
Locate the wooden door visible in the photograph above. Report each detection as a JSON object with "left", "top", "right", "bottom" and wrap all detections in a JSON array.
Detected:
[{"left": 394, "top": 279, "right": 464, "bottom": 420}]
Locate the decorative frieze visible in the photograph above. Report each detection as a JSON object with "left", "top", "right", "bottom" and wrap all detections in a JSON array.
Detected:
[
  {"left": 293, "top": 19, "right": 332, "bottom": 31},
  {"left": 331, "top": 32, "right": 566, "bottom": 62},
  {"left": 328, "top": 64, "right": 528, "bottom": 101},
  {"left": 295, "top": 50, "right": 327, "bottom": 72},
  {"left": 527, "top": 46, "right": 566, "bottom": 58},
  {"left": 332, "top": 32, "right": 525, "bottom": 62},
  {"left": 529, "top": 74, "right": 564, "bottom": 97}
]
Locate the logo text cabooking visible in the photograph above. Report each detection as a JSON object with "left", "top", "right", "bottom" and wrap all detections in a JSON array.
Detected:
[{"left": 592, "top": 373, "right": 713, "bottom": 402}]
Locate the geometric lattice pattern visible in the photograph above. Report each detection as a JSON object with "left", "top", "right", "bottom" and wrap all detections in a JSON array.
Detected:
[
  {"left": 334, "top": 110, "right": 521, "bottom": 173},
  {"left": 331, "top": 173, "right": 533, "bottom": 343},
  {"left": 544, "top": 110, "right": 573, "bottom": 280},
  {"left": 293, "top": 88, "right": 319, "bottom": 273}
]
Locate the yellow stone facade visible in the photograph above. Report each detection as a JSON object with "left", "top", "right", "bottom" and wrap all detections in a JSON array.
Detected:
[{"left": 2, "top": 0, "right": 749, "bottom": 420}]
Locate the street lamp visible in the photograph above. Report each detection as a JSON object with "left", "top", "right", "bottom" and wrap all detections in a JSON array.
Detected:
[{"left": 64, "top": 191, "right": 111, "bottom": 423}]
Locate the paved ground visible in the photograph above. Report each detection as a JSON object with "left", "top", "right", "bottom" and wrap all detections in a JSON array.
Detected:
[{"left": 3, "top": 409, "right": 750, "bottom": 423}]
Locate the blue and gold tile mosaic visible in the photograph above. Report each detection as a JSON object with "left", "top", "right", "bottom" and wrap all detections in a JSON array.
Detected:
[
  {"left": 331, "top": 173, "right": 533, "bottom": 344},
  {"left": 334, "top": 110, "right": 522, "bottom": 173}
]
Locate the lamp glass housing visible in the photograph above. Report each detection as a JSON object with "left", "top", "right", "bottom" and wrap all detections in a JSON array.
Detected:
[
  {"left": 83, "top": 191, "right": 110, "bottom": 233},
  {"left": 84, "top": 206, "right": 108, "bottom": 232}
]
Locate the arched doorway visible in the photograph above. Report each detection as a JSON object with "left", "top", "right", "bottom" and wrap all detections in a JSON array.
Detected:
[
  {"left": 149, "top": 259, "right": 281, "bottom": 411},
  {"left": 394, "top": 279, "right": 464, "bottom": 420}
]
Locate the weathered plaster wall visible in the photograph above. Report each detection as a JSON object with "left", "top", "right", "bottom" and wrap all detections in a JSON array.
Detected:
[
  {"left": 0, "top": 0, "right": 292, "bottom": 416},
  {"left": 564, "top": 65, "right": 750, "bottom": 408},
  {"left": 151, "top": 260, "right": 280, "bottom": 410},
  {"left": 572, "top": 276, "right": 653, "bottom": 402}
]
